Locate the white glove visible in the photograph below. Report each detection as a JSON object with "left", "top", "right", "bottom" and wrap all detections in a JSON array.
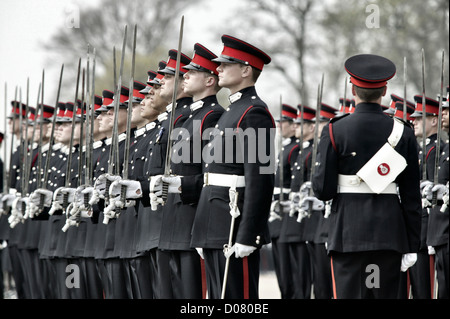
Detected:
[
  {"left": 420, "top": 180, "right": 433, "bottom": 195},
  {"left": 300, "top": 196, "right": 325, "bottom": 211},
  {"left": 195, "top": 248, "right": 204, "bottom": 259},
  {"left": 428, "top": 183, "right": 448, "bottom": 201},
  {"left": 428, "top": 246, "right": 435, "bottom": 255},
  {"left": 299, "top": 181, "right": 312, "bottom": 199},
  {"left": 234, "top": 243, "right": 256, "bottom": 258},
  {"left": 289, "top": 192, "right": 301, "bottom": 217},
  {"left": 1, "top": 192, "right": 18, "bottom": 208},
  {"left": 400, "top": 253, "right": 417, "bottom": 272},
  {"left": 29, "top": 188, "right": 53, "bottom": 207},
  {"left": 109, "top": 179, "right": 143, "bottom": 199},
  {"left": 93, "top": 173, "right": 122, "bottom": 199},
  {"left": 161, "top": 176, "right": 182, "bottom": 194},
  {"left": 149, "top": 175, "right": 165, "bottom": 211}
]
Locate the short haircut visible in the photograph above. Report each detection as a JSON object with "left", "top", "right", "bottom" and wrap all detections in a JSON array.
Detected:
[{"left": 354, "top": 85, "right": 385, "bottom": 102}]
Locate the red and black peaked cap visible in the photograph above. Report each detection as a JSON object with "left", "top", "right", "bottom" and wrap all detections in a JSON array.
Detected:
[
  {"left": 149, "top": 61, "right": 167, "bottom": 86},
  {"left": 183, "top": 43, "right": 220, "bottom": 75},
  {"left": 213, "top": 34, "right": 271, "bottom": 71},
  {"left": 7, "top": 100, "right": 28, "bottom": 119},
  {"left": 159, "top": 49, "right": 192, "bottom": 76},
  {"left": 294, "top": 105, "right": 316, "bottom": 123},
  {"left": 140, "top": 70, "right": 158, "bottom": 94},
  {"left": 125, "top": 80, "right": 146, "bottom": 104},
  {"left": 106, "top": 86, "right": 130, "bottom": 109},
  {"left": 345, "top": 54, "right": 396, "bottom": 89},
  {"left": 276, "top": 104, "right": 297, "bottom": 122}
]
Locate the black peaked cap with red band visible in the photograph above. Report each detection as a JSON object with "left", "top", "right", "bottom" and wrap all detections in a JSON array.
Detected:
[
  {"left": 213, "top": 34, "right": 271, "bottom": 71},
  {"left": 345, "top": 54, "right": 396, "bottom": 89},
  {"left": 140, "top": 70, "right": 158, "bottom": 94},
  {"left": 316, "top": 103, "right": 337, "bottom": 121},
  {"left": 410, "top": 95, "right": 440, "bottom": 117},
  {"left": 35, "top": 104, "right": 55, "bottom": 123},
  {"left": 394, "top": 101, "right": 415, "bottom": 121},
  {"left": 183, "top": 43, "right": 220, "bottom": 75},
  {"left": 7, "top": 100, "right": 28, "bottom": 119},
  {"left": 159, "top": 50, "right": 192, "bottom": 76},
  {"left": 294, "top": 105, "right": 316, "bottom": 123},
  {"left": 126, "top": 80, "right": 146, "bottom": 104},
  {"left": 106, "top": 86, "right": 130, "bottom": 109},
  {"left": 276, "top": 104, "right": 297, "bottom": 122},
  {"left": 149, "top": 61, "right": 167, "bottom": 86}
]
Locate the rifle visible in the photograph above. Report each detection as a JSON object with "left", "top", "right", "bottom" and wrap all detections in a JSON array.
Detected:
[{"left": 162, "top": 16, "right": 184, "bottom": 203}]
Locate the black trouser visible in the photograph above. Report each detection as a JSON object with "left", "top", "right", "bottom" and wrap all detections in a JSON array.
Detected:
[
  {"left": 409, "top": 249, "right": 432, "bottom": 299},
  {"left": 308, "top": 242, "right": 332, "bottom": 299},
  {"left": 203, "top": 248, "right": 260, "bottom": 299},
  {"left": 165, "top": 250, "right": 204, "bottom": 299},
  {"left": 286, "top": 242, "right": 312, "bottom": 299},
  {"left": 270, "top": 238, "right": 295, "bottom": 299},
  {"left": 122, "top": 255, "right": 154, "bottom": 299},
  {"left": 435, "top": 244, "right": 449, "bottom": 299},
  {"left": 330, "top": 250, "right": 402, "bottom": 299}
]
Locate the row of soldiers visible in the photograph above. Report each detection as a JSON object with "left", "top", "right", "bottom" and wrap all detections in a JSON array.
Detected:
[
  {"left": 0, "top": 34, "right": 275, "bottom": 299},
  {"left": 270, "top": 83, "right": 449, "bottom": 299},
  {"left": 0, "top": 35, "right": 449, "bottom": 299}
]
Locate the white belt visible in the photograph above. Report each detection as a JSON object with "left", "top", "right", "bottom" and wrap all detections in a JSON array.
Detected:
[
  {"left": 338, "top": 174, "right": 397, "bottom": 194},
  {"left": 273, "top": 187, "right": 291, "bottom": 195},
  {"left": 203, "top": 173, "right": 246, "bottom": 188}
]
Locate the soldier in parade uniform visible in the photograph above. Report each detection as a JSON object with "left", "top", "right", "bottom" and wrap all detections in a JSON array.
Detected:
[
  {"left": 152, "top": 43, "right": 225, "bottom": 299},
  {"left": 424, "top": 87, "right": 449, "bottom": 299},
  {"left": 190, "top": 34, "right": 274, "bottom": 299},
  {"left": 409, "top": 95, "right": 441, "bottom": 299},
  {"left": 312, "top": 54, "right": 422, "bottom": 299},
  {"left": 268, "top": 103, "right": 297, "bottom": 299},
  {"left": 279, "top": 105, "right": 316, "bottom": 299}
]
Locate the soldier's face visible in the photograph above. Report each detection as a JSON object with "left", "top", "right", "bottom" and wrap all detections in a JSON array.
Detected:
[
  {"left": 8, "top": 117, "right": 21, "bottom": 135},
  {"left": 279, "top": 121, "right": 295, "bottom": 138},
  {"left": 183, "top": 70, "right": 207, "bottom": 97},
  {"left": 442, "top": 108, "right": 449, "bottom": 130},
  {"left": 413, "top": 116, "right": 436, "bottom": 138},
  {"left": 160, "top": 74, "right": 175, "bottom": 102},
  {"left": 97, "top": 111, "right": 113, "bottom": 134},
  {"left": 57, "top": 122, "right": 72, "bottom": 144},
  {"left": 131, "top": 102, "right": 143, "bottom": 126},
  {"left": 216, "top": 62, "right": 243, "bottom": 90}
]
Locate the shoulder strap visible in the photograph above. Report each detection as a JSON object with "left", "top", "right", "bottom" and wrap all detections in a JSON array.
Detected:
[{"left": 388, "top": 118, "right": 404, "bottom": 148}]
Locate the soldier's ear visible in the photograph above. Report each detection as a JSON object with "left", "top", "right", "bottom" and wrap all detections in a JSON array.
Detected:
[
  {"left": 351, "top": 84, "right": 356, "bottom": 96},
  {"left": 382, "top": 86, "right": 387, "bottom": 97}
]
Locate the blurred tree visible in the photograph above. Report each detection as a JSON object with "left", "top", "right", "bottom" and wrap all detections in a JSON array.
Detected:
[
  {"left": 42, "top": 0, "right": 200, "bottom": 98},
  {"left": 320, "top": 0, "right": 449, "bottom": 102},
  {"left": 224, "top": 0, "right": 448, "bottom": 107}
]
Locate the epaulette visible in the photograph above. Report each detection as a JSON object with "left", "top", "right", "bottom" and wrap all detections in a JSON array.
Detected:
[
  {"left": 330, "top": 113, "right": 350, "bottom": 123},
  {"left": 394, "top": 117, "right": 412, "bottom": 128}
]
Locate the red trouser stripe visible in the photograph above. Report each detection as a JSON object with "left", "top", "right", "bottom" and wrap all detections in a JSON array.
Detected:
[
  {"left": 330, "top": 256, "right": 337, "bottom": 299},
  {"left": 200, "top": 258, "right": 207, "bottom": 299},
  {"left": 243, "top": 256, "right": 249, "bottom": 299}
]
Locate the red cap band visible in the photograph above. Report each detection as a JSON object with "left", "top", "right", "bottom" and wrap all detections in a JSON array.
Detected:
[{"left": 221, "top": 46, "right": 265, "bottom": 70}]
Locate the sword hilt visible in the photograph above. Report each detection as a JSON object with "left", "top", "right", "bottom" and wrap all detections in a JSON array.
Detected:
[
  {"left": 120, "top": 184, "right": 127, "bottom": 204},
  {"left": 431, "top": 191, "right": 438, "bottom": 207},
  {"left": 38, "top": 193, "right": 45, "bottom": 212},
  {"left": 105, "top": 178, "right": 112, "bottom": 206},
  {"left": 63, "top": 192, "right": 69, "bottom": 210},
  {"left": 84, "top": 192, "right": 89, "bottom": 209},
  {"left": 162, "top": 181, "right": 169, "bottom": 204}
]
